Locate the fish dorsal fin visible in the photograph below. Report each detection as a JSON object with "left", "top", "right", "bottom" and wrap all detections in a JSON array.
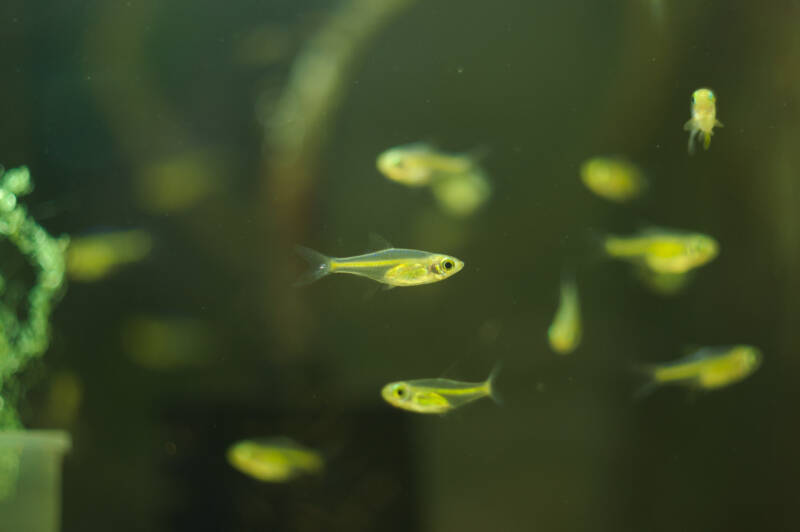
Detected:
[
  {"left": 465, "top": 145, "right": 490, "bottom": 165},
  {"left": 676, "top": 345, "right": 721, "bottom": 363},
  {"left": 437, "top": 360, "right": 461, "bottom": 380},
  {"left": 681, "top": 344, "right": 701, "bottom": 357},
  {"left": 368, "top": 232, "right": 393, "bottom": 251},
  {"left": 406, "top": 140, "right": 436, "bottom": 152}
]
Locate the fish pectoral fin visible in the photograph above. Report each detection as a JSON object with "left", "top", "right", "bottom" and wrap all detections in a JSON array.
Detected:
[
  {"left": 683, "top": 119, "right": 694, "bottom": 131},
  {"left": 368, "top": 232, "right": 394, "bottom": 251},
  {"left": 715, "top": 119, "right": 724, "bottom": 128}
]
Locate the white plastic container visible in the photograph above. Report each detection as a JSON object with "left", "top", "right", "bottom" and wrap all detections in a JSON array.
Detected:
[{"left": 0, "top": 431, "right": 71, "bottom": 532}]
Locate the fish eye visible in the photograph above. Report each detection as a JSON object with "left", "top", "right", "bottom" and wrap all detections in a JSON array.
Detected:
[
  {"left": 708, "top": 91, "right": 715, "bottom": 101},
  {"left": 443, "top": 259, "right": 454, "bottom": 270},
  {"left": 691, "top": 96, "right": 696, "bottom": 104},
  {"left": 394, "top": 385, "right": 407, "bottom": 398}
]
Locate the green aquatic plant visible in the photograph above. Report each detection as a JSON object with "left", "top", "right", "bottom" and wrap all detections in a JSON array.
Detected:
[
  {"left": 0, "top": 165, "right": 68, "bottom": 428},
  {"left": 0, "top": 165, "right": 68, "bottom": 497}
]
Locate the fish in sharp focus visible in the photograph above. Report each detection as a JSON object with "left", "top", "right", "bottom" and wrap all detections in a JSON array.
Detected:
[
  {"left": 603, "top": 227, "right": 719, "bottom": 275},
  {"left": 226, "top": 437, "right": 323, "bottom": 482},
  {"left": 547, "top": 272, "right": 582, "bottom": 355},
  {"left": 684, "top": 88, "right": 723, "bottom": 154},
  {"left": 580, "top": 157, "right": 646, "bottom": 202},
  {"left": 376, "top": 142, "right": 477, "bottom": 187},
  {"left": 637, "top": 345, "right": 762, "bottom": 396},
  {"left": 381, "top": 366, "right": 501, "bottom": 414},
  {"left": 293, "top": 243, "right": 464, "bottom": 287}
]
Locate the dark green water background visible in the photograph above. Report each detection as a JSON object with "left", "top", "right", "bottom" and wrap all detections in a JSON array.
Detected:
[{"left": 1, "top": 1, "right": 799, "bottom": 530}]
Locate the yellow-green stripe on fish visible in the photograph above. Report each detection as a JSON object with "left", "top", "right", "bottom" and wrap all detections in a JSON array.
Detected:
[
  {"left": 637, "top": 345, "right": 762, "bottom": 397},
  {"left": 294, "top": 245, "right": 464, "bottom": 287},
  {"left": 381, "top": 366, "right": 501, "bottom": 414}
]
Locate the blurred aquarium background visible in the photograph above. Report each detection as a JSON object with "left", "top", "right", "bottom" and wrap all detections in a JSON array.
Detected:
[{"left": 1, "top": 0, "right": 799, "bottom": 530}]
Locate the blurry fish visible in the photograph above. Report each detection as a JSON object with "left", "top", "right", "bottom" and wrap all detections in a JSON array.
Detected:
[
  {"left": 66, "top": 229, "right": 152, "bottom": 282},
  {"left": 604, "top": 227, "right": 718, "bottom": 275},
  {"left": 635, "top": 268, "right": 692, "bottom": 296},
  {"left": 294, "top": 241, "right": 464, "bottom": 287},
  {"left": 376, "top": 142, "right": 477, "bottom": 187},
  {"left": 684, "top": 88, "right": 723, "bottom": 154},
  {"left": 135, "top": 150, "right": 223, "bottom": 213},
  {"left": 637, "top": 345, "right": 762, "bottom": 396},
  {"left": 121, "top": 315, "right": 218, "bottom": 371},
  {"left": 227, "top": 437, "right": 323, "bottom": 482},
  {"left": 430, "top": 169, "right": 492, "bottom": 217},
  {"left": 381, "top": 365, "right": 500, "bottom": 414},
  {"left": 580, "top": 157, "right": 645, "bottom": 202},
  {"left": 547, "top": 272, "right": 582, "bottom": 355}
]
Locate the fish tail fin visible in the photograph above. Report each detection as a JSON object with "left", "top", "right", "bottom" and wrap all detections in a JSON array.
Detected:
[
  {"left": 632, "top": 364, "right": 659, "bottom": 401},
  {"left": 703, "top": 131, "right": 711, "bottom": 150},
  {"left": 485, "top": 362, "right": 503, "bottom": 406},
  {"left": 293, "top": 245, "right": 332, "bottom": 286},
  {"left": 560, "top": 266, "right": 578, "bottom": 295},
  {"left": 466, "top": 145, "right": 490, "bottom": 166},
  {"left": 603, "top": 234, "right": 644, "bottom": 258},
  {"left": 569, "top": 227, "right": 608, "bottom": 268}
]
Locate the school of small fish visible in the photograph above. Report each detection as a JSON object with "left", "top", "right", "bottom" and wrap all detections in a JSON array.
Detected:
[{"left": 224, "top": 87, "right": 761, "bottom": 483}]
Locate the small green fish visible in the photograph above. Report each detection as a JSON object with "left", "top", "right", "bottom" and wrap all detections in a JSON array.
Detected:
[
  {"left": 430, "top": 168, "right": 492, "bottom": 217},
  {"left": 381, "top": 366, "right": 500, "bottom": 414},
  {"left": 638, "top": 345, "right": 762, "bottom": 396},
  {"left": 227, "top": 437, "right": 323, "bottom": 483},
  {"left": 547, "top": 273, "right": 582, "bottom": 355},
  {"left": 376, "top": 142, "right": 476, "bottom": 187},
  {"left": 604, "top": 227, "right": 719, "bottom": 275},
  {"left": 580, "top": 157, "right": 645, "bottom": 203},
  {"left": 684, "top": 88, "right": 723, "bottom": 154},
  {"left": 294, "top": 243, "right": 464, "bottom": 287}
]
